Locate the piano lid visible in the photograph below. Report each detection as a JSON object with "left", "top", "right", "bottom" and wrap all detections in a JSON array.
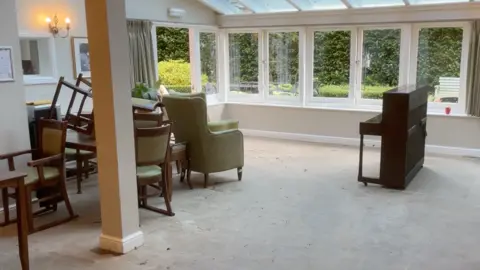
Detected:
[{"left": 384, "top": 84, "right": 430, "bottom": 94}]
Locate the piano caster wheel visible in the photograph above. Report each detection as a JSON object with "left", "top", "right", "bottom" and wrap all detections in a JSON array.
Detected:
[{"left": 363, "top": 182, "right": 368, "bottom": 186}]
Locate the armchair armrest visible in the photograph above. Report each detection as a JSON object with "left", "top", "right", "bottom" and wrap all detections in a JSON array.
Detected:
[
  {"left": 208, "top": 119, "right": 239, "bottom": 132},
  {"left": 205, "top": 129, "right": 244, "bottom": 172},
  {"left": 28, "top": 154, "right": 63, "bottom": 167},
  {"left": 0, "top": 149, "right": 34, "bottom": 160}
]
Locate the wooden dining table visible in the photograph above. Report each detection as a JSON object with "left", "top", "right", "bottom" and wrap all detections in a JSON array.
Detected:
[{"left": 0, "top": 171, "right": 29, "bottom": 270}]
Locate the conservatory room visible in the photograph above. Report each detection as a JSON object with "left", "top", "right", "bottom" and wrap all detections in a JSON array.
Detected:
[{"left": 1, "top": 0, "right": 480, "bottom": 269}]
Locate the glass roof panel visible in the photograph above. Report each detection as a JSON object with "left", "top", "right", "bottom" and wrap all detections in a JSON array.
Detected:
[
  {"left": 201, "top": 0, "right": 252, "bottom": 15},
  {"left": 239, "top": 0, "right": 299, "bottom": 13},
  {"left": 348, "top": 0, "right": 405, "bottom": 8},
  {"left": 409, "top": 0, "right": 469, "bottom": 4},
  {"left": 289, "top": 0, "right": 348, "bottom": 10}
]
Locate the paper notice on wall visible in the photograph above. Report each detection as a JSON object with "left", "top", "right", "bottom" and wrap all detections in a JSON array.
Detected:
[{"left": 0, "top": 47, "right": 14, "bottom": 82}]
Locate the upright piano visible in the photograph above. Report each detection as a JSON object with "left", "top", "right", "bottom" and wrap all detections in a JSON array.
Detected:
[{"left": 358, "top": 84, "right": 432, "bottom": 189}]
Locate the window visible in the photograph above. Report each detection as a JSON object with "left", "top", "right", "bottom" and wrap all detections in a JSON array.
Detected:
[
  {"left": 267, "top": 31, "right": 300, "bottom": 98},
  {"left": 156, "top": 26, "right": 192, "bottom": 93},
  {"left": 360, "top": 28, "right": 401, "bottom": 100},
  {"left": 312, "top": 30, "right": 351, "bottom": 99},
  {"left": 228, "top": 32, "right": 260, "bottom": 95},
  {"left": 19, "top": 37, "right": 56, "bottom": 84},
  {"left": 199, "top": 32, "right": 218, "bottom": 95},
  {"left": 416, "top": 27, "right": 464, "bottom": 104},
  {"left": 225, "top": 22, "right": 470, "bottom": 113}
]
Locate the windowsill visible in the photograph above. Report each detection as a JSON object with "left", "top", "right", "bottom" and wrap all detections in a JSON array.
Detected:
[
  {"left": 23, "top": 75, "right": 57, "bottom": 86},
  {"left": 225, "top": 100, "right": 475, "bottom": 118}
]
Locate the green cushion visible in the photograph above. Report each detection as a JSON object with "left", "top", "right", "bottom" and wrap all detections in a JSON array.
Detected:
[
  {"left": 136, "top": 165, "right": 162, "bottom": 179},
  {"left": 208, "top": 120, "right": 239, "bottom": 132},
  {"left": 25, "top": 166, "right": 60, "bottom": 185},
  {"left": 65, "top": 148, "right": 94, "bottom": 156}
]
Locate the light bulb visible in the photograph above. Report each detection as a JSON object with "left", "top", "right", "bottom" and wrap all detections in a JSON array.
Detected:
[
  {"left": 65, "top": 17, "right": 71, "bottom": 24},
  {"left": 46, "top": 17, "right": 52, "bottom": 23}
]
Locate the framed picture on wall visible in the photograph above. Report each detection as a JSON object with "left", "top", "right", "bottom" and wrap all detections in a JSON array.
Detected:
[
  {"left": 0, "top": 46, "right": 14, "bottom": 82},
  {"left": 71, "top": 37, "right": 90, "bottom": 78}
]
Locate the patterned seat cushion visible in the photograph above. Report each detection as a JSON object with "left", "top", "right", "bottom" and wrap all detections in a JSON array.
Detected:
[
  {"left": 136, "top": 165, "right": 162, "bottom": 179},
  {"left": 65, "top": 148, "right": 94, "bottom": 156},
  {"left": 24, "top": 166, "right": 60, "bottom": 185}
]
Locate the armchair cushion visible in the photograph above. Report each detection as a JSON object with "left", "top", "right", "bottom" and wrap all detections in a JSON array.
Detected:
[
  {"left": 136, "top": 165, "right": 162, "bottom": 179},
  {"left": 24, "top": 166, "right": 60, "bottom": 185},
  {"left": 208, "top": 120, "right": 239, "bottom": 132},
  {"left": 65, "top": 148, "right": 94, "bottom": 157}
]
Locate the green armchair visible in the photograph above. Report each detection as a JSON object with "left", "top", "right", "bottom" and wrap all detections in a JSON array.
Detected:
[{"left": 163, "top": 92, "right": 244, "bottom": 188}]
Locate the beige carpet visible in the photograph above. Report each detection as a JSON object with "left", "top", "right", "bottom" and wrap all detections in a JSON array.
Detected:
[{"left": 1, "top": 137, "right": 480, "bottom": 270}]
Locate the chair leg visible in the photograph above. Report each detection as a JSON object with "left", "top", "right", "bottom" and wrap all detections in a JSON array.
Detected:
[
  {"left": 187, "top": 166, "right": 192, "bottom": 189},
  {"left": 59, "top": 180, "right": 76, "bottom": 218},
  {"left": 161, "top": 172, "right": 174, "bottom": 216},
  {"left": 1, "top": 188, "right": 10, "bottom": 226},
  {"left": 204, "top": 173, "right": 209, "bottom": 188},
  {"left": 175, "top": 161, "right": 181, "bottom": 174},
  {"left": 237, "top": 167, "right": 243, "bottom": 181},
  {"left": 76, "top": 157, "right": 83, "bottom": 194}
]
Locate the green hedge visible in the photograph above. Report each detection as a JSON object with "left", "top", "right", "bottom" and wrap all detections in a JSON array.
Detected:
[
  {"left": 165, "top": 85, "right": 191, "bottom": 93},
  {"left": 316, "top": 85, "right": 392, "bottom": 99}
]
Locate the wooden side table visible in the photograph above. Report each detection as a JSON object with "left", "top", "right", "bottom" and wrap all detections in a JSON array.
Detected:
[{"left": 0, "top": 171, "right": 29, "bottom": 270}]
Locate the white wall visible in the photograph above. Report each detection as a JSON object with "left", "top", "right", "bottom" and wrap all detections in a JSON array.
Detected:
[
  {"left": 15, "top": 0, "right": 217, "bottom": 114},
  {"left": 223, "top": 104, "right": 480, "bottom": 154},
  {"left": 0, "top": 0, "right": 31, "bottom": 171}
]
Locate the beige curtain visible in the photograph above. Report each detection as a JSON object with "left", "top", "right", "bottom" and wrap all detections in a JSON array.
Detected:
[
  {"left": 127, "top": 20, "right": 156, "bottom": 88},
  {"left": 466, "top": 21, "right": 480, "bottom": 116}
]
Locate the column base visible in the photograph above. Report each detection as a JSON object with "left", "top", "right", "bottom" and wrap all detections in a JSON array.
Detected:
[{"left": 99, "top": 230, "right": 144, "bottom": 254}]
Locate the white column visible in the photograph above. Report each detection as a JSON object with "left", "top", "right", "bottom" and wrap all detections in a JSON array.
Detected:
[{"left": 84, "top": 0, "right": 143, "bottom": 254}]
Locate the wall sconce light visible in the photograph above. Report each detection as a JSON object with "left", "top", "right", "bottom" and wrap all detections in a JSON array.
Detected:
[{"left": 46, "top": 14, "right": 70, "bottom": 38}]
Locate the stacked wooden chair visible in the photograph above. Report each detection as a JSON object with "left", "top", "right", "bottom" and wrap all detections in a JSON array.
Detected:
[{"left": 0, "top": 119, "right": 78, "bottom": 233}]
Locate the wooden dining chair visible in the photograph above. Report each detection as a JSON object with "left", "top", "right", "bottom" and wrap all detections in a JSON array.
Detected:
[
  {"left": 0, "top": 119, "right": 78, "bottom": 233},
  {"left": 135, "top": 122, "right": 174, "bottom": 216},
  {"left": 65, "top": 74, "right": 97, "bottom": 194}
]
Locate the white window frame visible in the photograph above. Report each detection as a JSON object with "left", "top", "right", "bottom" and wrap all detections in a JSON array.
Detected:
[
  {"left": 408, "top": 21, "right": 471, "bottom": 115},
  {"left": 197, "top": 29, "right": 222, "bottom": 103},
  {"left": 264, "top": 28, "right": 304, "bottom": 106},
  {"left": 19, "top": 33, "right": 58, "bottom": 85},
  {"left": 306, "top": 26, "right": 357, "bottom": 107},
  {"left": 356, "top": 24, "right": 409, "bottom": 107},
  {"left": 226, "top": 29, "right": 264, "bottom": 103},
  {"left": 152, "top": 23, "right": 224, "bottom": 104}
]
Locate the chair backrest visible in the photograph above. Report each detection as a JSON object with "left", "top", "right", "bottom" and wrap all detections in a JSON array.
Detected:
[
  {"left": 135, "top": 123, "right": 171, "bottom": 166},
  {"left": 37, "top": 119, "right": 67, "bottom": 159},
  {"left": 133, "top": 112, "right": 163, "bottom": 128},
  {"left": 162, "top": 94, "right": 210, "bottom": 145}
]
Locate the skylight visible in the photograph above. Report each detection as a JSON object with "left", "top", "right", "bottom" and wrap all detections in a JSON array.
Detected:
[{"left": 199, "top": 0, "right": 478, "bottom": 15}]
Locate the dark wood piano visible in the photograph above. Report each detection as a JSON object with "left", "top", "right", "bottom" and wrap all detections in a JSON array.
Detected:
[{"left": 358, "top": 84, "right": 432, "bottom": 189}]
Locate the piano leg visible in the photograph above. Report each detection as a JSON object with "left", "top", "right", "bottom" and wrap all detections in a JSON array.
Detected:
[{"left": 358, "top": 134, "right": 367, "bottom": 186}]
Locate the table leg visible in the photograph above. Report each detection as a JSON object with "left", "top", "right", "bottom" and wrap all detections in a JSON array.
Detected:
[{"left": 16, "top": 184, "right": 29, "bottom": 270}]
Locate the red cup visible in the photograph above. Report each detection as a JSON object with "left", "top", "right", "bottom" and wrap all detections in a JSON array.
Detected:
[{"left": 445, "top": 106, "right": 451, "bottom": 115}]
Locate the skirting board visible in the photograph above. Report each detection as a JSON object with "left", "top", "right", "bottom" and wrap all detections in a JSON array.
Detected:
[
  {"left": 99, "top": 230, "right": 144, "bottom": 254},
  {"left": 241, "top": 129, "right": 480, "bottom": 158}
]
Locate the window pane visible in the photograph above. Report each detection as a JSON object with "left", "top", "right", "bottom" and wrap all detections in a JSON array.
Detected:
[
  {"left": 268, "top": 32, "right": 299, "bottom": 97},
  {"left": 156, "top": 27, "right": 191, "bottom": 93},
  {"left": 416, "top": 27, "right": 463, "bottom": 104},
  {"left": 200, "top": 32, "right": 218, "bottom": 95},
  {"left": 361, "top": 29, "right": 401, "bottom": 99},
  {"left": 289, "top": 0, "right": 347, "bottom": 10},
  {"left": 313, "top": 31, "right": 351, "bottom": 98},
  {"left": 349, "top": 0, "right": 404, "bottom": 7},
  {"left": 20, "top": 40, "right": 40, "bottom": 75},
  {"left": 229, "top": 33, "right": 259, "bottom": 94}
]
